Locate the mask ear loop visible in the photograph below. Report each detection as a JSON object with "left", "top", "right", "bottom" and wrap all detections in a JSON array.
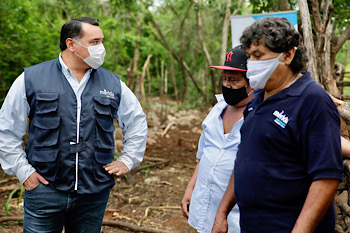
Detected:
[
  {"left": 277, "top": 53, "right": 286, "bottom": 66},
  {"left": 73, "top": 39, "right": 88, "bottom": 60},
  {"left": 247, "top": 89, "right": 254, "bottom": 96}
]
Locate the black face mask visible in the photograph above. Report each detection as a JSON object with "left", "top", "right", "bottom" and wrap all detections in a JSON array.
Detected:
[{"left": 222, "top": 85, "right": 248, "bottom": 106}]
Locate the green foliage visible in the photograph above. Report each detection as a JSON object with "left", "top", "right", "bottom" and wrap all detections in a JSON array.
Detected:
[
  {"left": 249, "top": 0, "right": 297, "bottom": 13},
  {"left": 5, "top": 186, "right": 21, "bottom": 216},
  {"left": 336, "top": 40, "right": 350, "bottom": 69},
  {"left": 7, "top": 0, "right": 348, "bottom": 109},
  {"left": 0, "top": 0, "right": 243, "bottom": 108},
  {"left": 332, "top": 0, "right": 350, "bottom": 30},
  {"left": 141, "top": 167, "right": 150, "bottom": 177}
]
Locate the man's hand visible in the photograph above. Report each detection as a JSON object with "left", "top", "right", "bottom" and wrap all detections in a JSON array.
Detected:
[
  {"left": 23, "top": 172, "right": 49, "bottom": 190},
  {"left": 104, "top": 161, "right": 129, "bottom": 176},
  {"left": 181, "top": 187, "right": 193, "bottom": 219},
  {"left": 211, "top": 214, "right": 228, "bottom": 233}
]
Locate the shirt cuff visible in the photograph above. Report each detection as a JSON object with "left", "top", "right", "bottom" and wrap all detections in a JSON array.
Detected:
[
  {"left": 16, "top": 164, "right": 36, "bottom": 184},
  {"left": 117, "top": 155, "right": 134, "bottom": 172}
]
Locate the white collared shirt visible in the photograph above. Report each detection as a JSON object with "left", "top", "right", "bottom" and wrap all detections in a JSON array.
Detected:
[
  {"left": 188, "top": 94, "right": 242, "bottom": 233},
  {"left": 0, "top": 55, "right": 147, "bottom": 185}
]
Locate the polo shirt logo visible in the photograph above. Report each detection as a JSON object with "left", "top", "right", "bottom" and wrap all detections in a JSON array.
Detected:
[{"left": 273, "top": 110, "right": 289, "bottom": 128}]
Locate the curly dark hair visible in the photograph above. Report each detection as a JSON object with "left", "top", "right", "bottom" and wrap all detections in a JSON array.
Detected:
[{"left": 240, "top": 17, "right": 308, "bottom": 73}]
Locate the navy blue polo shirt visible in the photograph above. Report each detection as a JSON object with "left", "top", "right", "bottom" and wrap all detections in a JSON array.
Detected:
[{"left": 234, "top": 72, "right": 343, "bottom": 233}]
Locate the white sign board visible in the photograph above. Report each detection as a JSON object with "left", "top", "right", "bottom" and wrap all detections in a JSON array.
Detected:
[{"left": 231, "top": 11, "right": 298, "bottom": 48}]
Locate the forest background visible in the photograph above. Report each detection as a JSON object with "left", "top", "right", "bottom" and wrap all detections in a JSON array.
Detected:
[{"left": 0, "top": 0, "right": 350, "bottom": 109}]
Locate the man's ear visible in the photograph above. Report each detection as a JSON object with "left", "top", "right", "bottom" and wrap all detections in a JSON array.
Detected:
[
  {"left": 66, "top": 38, "right": 75, "bottom": 52},
  {"left": 283, "top": 48, "right": 296, "bottom": 65}
]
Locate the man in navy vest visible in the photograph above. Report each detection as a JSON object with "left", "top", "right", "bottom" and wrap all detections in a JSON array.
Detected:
[{"left": 0, "top": 17, "right": 148, "bottom": 232}]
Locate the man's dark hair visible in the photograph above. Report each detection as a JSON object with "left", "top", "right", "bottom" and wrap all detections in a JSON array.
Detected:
[
  {"left": 240, "top": 17, "right": 308, "bottom": 73},
  {"left": 60, "top": 17, "right": 100, "bottom": 51}
]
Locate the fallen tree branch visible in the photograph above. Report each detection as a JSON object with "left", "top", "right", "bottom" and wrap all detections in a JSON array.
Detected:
[
  {"left": 155, "top": 121, "right": 177, "bottom": 137},
  {"left": 143, "top": 156, "right": 169, "bottom": 162},
  {"left": 103, "top": 219, "right": 166, "bottom": 233},
  {"left": 0, "top": 216, "right": 23, "bottom": 223},
  {"left": 138, "top": 206, "right": 181, "bottom": 226},
  {"left": 0, "top": 183, "right": 21, "bottom": 192},
  {"left": 131, "top": 160, "right": 170, "bottom": 173},
  {"left": 0, "top": 216, "right": 167, "bottom": 233},
  {"left": 0, "top": 177, "right": 17, "bottom": 185},
  {"left": 329, "top": 94, "right": 350, "bottom": 124}
]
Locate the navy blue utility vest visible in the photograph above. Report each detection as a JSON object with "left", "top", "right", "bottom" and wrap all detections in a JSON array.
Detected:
[{"left": 24, "top": 58, "right": 121, "bottom": 194}]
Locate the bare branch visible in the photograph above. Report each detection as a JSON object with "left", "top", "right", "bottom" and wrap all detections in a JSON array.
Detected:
[
  {"left": 219, "top": 0, "right": 232, "bottom": 67},
  {"left": 151, "top": 30, "right": 205, "bottom": 97},
  {"left": 333, "top": 22, "right": 350, "bottom": 54},
  {"left": 165, "top": 1, "right": 179, "bottom": 18},
  {"left": 196, "top": 9, "right": 216, "bottom": 95},
  {"left": 310, "top": 0, "right": 323, "bottom": 32},
  {"left": 323, "top": 1, "right": 333, "bottom": 30}
]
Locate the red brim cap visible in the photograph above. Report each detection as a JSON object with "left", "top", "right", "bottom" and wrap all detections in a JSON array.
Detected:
[{"left": 209, "top": 66, "right": 247, "bottom": 71}]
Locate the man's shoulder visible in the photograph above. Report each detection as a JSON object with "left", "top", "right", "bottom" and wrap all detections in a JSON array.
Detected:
[
  {"left": 25, "top": 59, "right": 57, "bottom": 70},
  {"left": 95, "top": 67, "right": 121, "bottom": 84},
  {"left": 301, "top": 81, "right": 334, "bottom": 106}
]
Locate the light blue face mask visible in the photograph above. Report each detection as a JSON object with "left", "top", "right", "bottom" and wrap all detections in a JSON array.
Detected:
[{"left": 247, "top": 53, "right": 285, "bottom": 89}]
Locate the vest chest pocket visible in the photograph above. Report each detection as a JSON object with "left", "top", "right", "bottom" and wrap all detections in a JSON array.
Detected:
[
  {"left": 93, "top": 97, "right": 117, "bottom": 149},
  {"left": 35, "top": 93, "right": 59, "bottom": 114},
  {"left": 33, "top": 117, "right": 60, "bottom": 147}
]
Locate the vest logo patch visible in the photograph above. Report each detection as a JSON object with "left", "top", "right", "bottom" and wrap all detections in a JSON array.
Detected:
[
  {"left": 273, "top": 110, "right": 289, "bottom": 128},
  {"left": 100, "top": 89, "right": 115, "bottom": 98}
]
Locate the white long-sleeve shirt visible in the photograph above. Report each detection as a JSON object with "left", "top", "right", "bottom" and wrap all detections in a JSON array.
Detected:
[
  {"left": 0, "top": 55, "right": 147, "bottom": 185},
  {"left": 188, "top": 94, "right": 241, "bottom": 233}
]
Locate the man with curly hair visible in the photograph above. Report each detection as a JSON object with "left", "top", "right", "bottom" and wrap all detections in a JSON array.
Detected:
[{"left": 212, "top": 17, "right": 343, "bottom": 233}]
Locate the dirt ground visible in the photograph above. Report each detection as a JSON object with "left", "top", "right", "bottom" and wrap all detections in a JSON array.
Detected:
[{"left": 0, "top": 101, "right": 207, "bottom": 233}]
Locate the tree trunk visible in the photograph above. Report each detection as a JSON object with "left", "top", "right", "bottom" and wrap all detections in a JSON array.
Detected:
[
  {"left": 169, "top": 52, "right": 178, "bottom": 102},
  {"left": 345, "top": 47, "right": 349, "bottom": 69},
  {"left": 140, "top": 55, "right": 152, "bottom": 108},
  {"left": 217, "top": 0, "right": 244, "bottom": 90},
  {"left": 150, "top": 17, "right": 205, "bottom": 98},
  {"left": 147, "top": 67, "right": 151, "bottom": 95},
  {"left": 218, "top": 0, "right": 232, "bottom": 89},
  {"left": 307, "top": 0, "right": 341, "bottom": 98},
  {"left": 127, "top": 19, "right": 141, "bottom": 89},
  {"left": 161, "top": 60, "right": 164, "bottom": 97},
  {"left": 196, "top": 10, "right": 216, "bottom": 96},
  {"left": 179, "top": 1, "right": 194, "bottom": 102},
  {"left": 298, "top": 0, "right": 321, "bottom": 84},
  {"left": 219, "top": 0, "right": 231, "bottom": 67}
]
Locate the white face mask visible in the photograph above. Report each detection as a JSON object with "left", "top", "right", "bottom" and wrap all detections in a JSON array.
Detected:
[
  {"left": 247, "top": 53, "right": 285, "bottom": 89},
  {"left": 74, "top": 40, "right": 106, "bottom": 69}
]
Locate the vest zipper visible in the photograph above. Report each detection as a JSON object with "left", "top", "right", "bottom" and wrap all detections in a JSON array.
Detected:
[{"left": 75, "top": 103, "right": 81, "bottom": 190}]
